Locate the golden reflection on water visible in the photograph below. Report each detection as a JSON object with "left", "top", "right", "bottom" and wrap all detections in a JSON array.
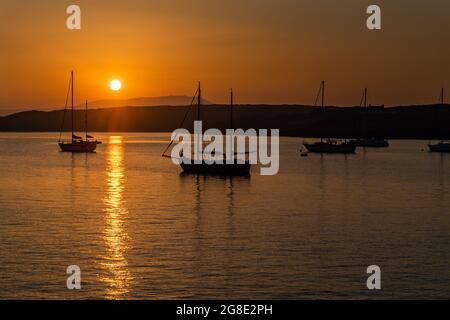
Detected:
[{"left": 101, "top": 136, "right": 132, "bottom": 299}]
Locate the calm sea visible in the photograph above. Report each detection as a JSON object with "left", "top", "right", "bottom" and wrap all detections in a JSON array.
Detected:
[{"left": 0, "top": 133, "right": 448, "bottom": 299}]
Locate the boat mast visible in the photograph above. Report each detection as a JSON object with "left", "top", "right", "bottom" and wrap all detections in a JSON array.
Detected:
[
  {"left": 441, "top": 88, "right": 444, "bottom": 105},
  {"left": 197, "top": 81, "right": 201, "bottom": 121},
  {"left": 360, "top": 88, "right": 368, "bottom": 107},
  {"left": 364, "top": 88, "right": 367, "bottom": 107},
  {"left": 313, "top": 81, "right": 326, "bottom": 142},
  {"left": 321, "top": 81, "right": 325, "bottom": 111},
  {"left": 321, "top": 81, "right": 325, "bottom": 142},
  {"left": 71, "top": 70, "right": 74, "bottom": 143},
  {"left": 230, "top": 88, "right": 233, "bottom": 129},
  {"left": 85, "top": 99, "right": 88, "bottom": 140}
]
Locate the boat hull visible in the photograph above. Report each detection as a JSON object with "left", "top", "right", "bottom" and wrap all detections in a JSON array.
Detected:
[
  {"left": 349, "top": 139, "right": 389, "bottom": 148},
  {"left": 303, "top": 142, "right": 356, "bottom": 154},
  {"left": 180, "top": 161, "right": 251, "bottom": 176},
  {"left": 59, "top": 141, "right": 101, "bottom": 153},
  {"left": 428, "top": 143, "right": 450, "bottom": 153}
]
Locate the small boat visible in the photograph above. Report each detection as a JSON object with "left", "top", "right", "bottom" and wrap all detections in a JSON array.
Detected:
[
  {"left": 349, "top": 138, "right": 389, "bottom": 148},
  {"left": 59, "top": 139, "right": 100, "bottom": 153},
  {"left": 428, "top": 142, "right": 450, "bottom": 153},
  {"left": 58, "top": 71, "right": 101, "bottom": 153},
  {"left": 304, "top": 139, "right": 356, "bottom": 154},
  {"left": 349, "top": 88, "right": 389, "bottom": 148},
  {"left": 303, "top": 81, "right": 356, "bottom": 154},
  {"left": 163, "top": 83, "right": 251, "bottom": 176}
]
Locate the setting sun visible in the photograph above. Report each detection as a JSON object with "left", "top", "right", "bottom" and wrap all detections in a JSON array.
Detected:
[{"left": 110, "top": 79, "right": 122, "bottom": 91}]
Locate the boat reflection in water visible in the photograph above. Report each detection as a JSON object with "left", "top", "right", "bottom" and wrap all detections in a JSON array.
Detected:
[{"left": 100, "top": 136, "right": 132, "bottom": 299}]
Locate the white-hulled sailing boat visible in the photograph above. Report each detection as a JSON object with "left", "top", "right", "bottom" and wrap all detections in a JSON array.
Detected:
[
  {"left": 428, "top": 88, "right": 450, "bottom": 152},
  {"left": 303, "top": 81, "right": 356, "bottom": 154},
  {"left": 349, "top": 88, "right": 389, "bottom": 148},
  {"left": 163, "top": 82, "right": 251, "bottom": 176},
  {"left": 58, "top": 71, "right": 101, "bottom": 152}
]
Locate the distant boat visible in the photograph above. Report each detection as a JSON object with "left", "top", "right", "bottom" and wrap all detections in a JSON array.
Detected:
[
  {"left": 428, "top": 88, "right": 449, "bottom": 152},
  {"left": 58, "top": 71, "right": 101, "bottom": 153},
  {"left": 349, "top": 88, "right": 389, "bottom": 148},
  {"left": 163, "top": 83, "right": 251, "bottom": 176},
  {"left": 428, "top": 142, "right": 450, "bottom": 153},
  {"left": 303, "top": 81, "right": 356, "bottom": 154},
  {"left": 304, "top": 139, "right": 356, "bottom": 154},
  {"left": 349, "top": 138, "right": 389, "bottom": 148}
]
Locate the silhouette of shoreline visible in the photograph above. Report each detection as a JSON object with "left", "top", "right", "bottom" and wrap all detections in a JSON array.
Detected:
[{"left": 1, "top": 104, "right": 449, "bottom": 139}]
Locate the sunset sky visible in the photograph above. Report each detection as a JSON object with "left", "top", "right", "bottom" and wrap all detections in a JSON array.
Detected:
[{"left": 0, "top": 0, "right": 449, "bottom": 112}]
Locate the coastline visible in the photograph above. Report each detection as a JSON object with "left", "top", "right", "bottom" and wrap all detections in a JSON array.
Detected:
[{"left": 1, "top": 104, "right": 449, "bottom": 139}]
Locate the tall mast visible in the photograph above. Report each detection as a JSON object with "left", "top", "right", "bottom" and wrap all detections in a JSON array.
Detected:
[
  {"left": 441, "top": 88, "right": 444, "bottom": 105},
  {"left": 230, "top": 88, "right": 233, "bottom": 129},
  {"left": 71, "top": 70, "right": 74, "bottom": 142},
  {"left": 85, "top": 99, "right": 88, "bottom": 140},
  {"left": 359, "top": 88, "right": 368, "bottom": 107},
  {"left": 197, "top": 81, "right": 201, "bottom": 121},
  {"left": 364, "top": 88, "right": 368, "bottom": 107},
  {"left": 321, "top": 80, "right": 325, "bottom": 111},
  {"left": 321, "top": 81, "right": 325, "bottom": 142}
]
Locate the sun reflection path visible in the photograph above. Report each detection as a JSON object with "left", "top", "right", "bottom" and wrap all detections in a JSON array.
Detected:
[{"left": 101, "top": 136, "right": 133, "bottom": 299}]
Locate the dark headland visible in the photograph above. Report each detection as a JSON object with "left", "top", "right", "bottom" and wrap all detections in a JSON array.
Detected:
[{"left": 1, "top": 104, "right": 449, "bottom": 139}]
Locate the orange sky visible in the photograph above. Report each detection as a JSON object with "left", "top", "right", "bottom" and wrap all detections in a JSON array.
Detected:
[{"left": 0, "top": 0, "right": 449, "bottom": 111}]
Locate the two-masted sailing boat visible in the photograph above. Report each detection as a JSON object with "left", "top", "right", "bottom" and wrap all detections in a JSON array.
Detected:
[
  {"left": 428, "top": 88, "right": 450, "bottom": 152},
  {"left": 163, "top": 82, "right": 251, "bottom": 176},
  {"left": 303, "top": 81, "right": 356, "bottom": 154},
  {"left": 58, "top": 71, "right": 101, "bottom": 152},
  {"left": 349, "top": 88, "right": 389, "bottom": 148}
]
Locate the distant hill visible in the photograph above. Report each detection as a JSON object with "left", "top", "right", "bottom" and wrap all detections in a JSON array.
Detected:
[
  {"left": 77, "top": 96, "right": 213, "bottom": 108},
  {"left": 1, "top": 104, "right": 450, "bottom": 139},
  {"left": 0, "top": 109, "right": 19, "bottom": 116},
  {"left": 0, "top": 96, "right": 213, "bottom": 116}
]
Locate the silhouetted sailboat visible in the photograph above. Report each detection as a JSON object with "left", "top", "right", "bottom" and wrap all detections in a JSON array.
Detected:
[
  {"left": 349, "top": 88, "right": 389, "bottom": 148},
  {"left": 303, "top": 81, "right": 356, "bottom": 154},
  {"left": 58, "top": 71, "right": 101, "bottom": 152},
  {"left": 163, "top": 83, "right": 251, "bottom": 176},
  {"left": 428, "top": 88, "right": 450, "bottom": 152},
  {"left": 429, "top": 142, "right": 450, "bottom": 152}
]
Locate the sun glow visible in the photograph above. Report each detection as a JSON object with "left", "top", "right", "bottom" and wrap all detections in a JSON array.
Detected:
[
  {"left": 109, "top": 79, "right": 122, "bottom": 91},
  {"left": 109, "top": 136, "right": 123, "bottom": 145}
]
